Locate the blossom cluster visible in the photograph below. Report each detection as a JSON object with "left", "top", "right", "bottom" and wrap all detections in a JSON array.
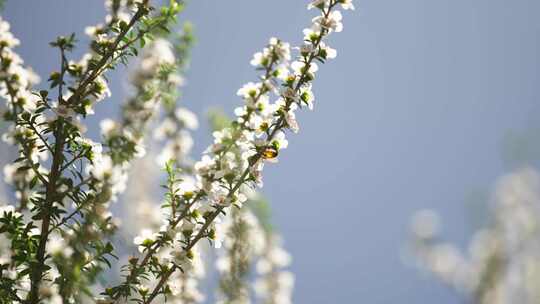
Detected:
[
  {"left": 0, "top": 16, "right": 42, "bottom": 210},
  {"left": 254, "top": 233, "right": 294, "bottom": 304},
  {"left": 104, "top": 2, "right": 352, "bottom": 302},
  {"left": 106, "top": 2, "right": 351, "bottom": 303},
  {"left": 215, "top": 190, "right": 295, "bottom": 304},
  {"left": 95, "top": 37, "right": 179, "bottom": 202},
  {"left": 117, "top": 23, "right": 207, "bottom": 304},
  {"left": 0, "top": 1, "right": 185, "bottom": 302},
  {"left": 216, "top": 203, "right": 266, "bottom": 303},
  {"left": 409, "top": 167, "right": 540, "bottom": 304},
  {"left": 0, "top": 0, "right": 351, "bottom": 303}
]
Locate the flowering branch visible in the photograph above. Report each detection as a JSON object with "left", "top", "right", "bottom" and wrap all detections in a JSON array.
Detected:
[
  {"left": 0, "top": 17, "right": 41, "bottom": 212},
  {"left": 0, "top": 1, "right": 187, "bottom": 302},
  {"left": 105, "top": 1, "right": 352, "bottom": 303},
  {"left": 408, "top": 167, "right": 540, "bottom": 304},
  {"left": 0, "top": 0, "right": 354, "bottom": 302},
  {"left": 26, "top": 5, "right": 156, "bottom": 299}
]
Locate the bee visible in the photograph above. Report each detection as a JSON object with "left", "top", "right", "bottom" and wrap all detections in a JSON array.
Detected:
[{"left": 262, "top": 146, "right": 279, "bottom": 160}]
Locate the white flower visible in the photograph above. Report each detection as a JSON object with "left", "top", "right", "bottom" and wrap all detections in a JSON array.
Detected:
[
  {"left": 303, "top": 28, "right": 320, "bottom": 42},
  {"left": 180, "top": 220, "right": 196, "bottom": 235},
  {"left": 250, "top": 160, "right": 265, "bottom": 187},
  {"left": 273, "top": 131, "right": 289, "bottom": 150},
  {"left": 281, "top": 87, "right": 298, "bottom": 100},
  {"left": 168, "top": 73, "right": 185, "bottom": 86},
  {"left": 300, "top": 85, "right": 315, "bottom": 110},
  {"left": 251, "top": 38, "right": 291, "bottom": 67},
  {"left": 156, "top": 132, "right": 194, "bottom": 165},
  {"left": 84, "top": 24, "right": 103, "bottom": 37},
  {"left": 175, "top": 107, "right": 199, "bottom": 130},
  {"left": 195, "top": 155, "right": 215, "bottom": 176},
  {"left": 250, "top": 52, "right": 266, "bottom": 67},
  {"left": 320, "top": 42, "right": 337, "bottom": 59},
  {"left": 299, "top": 44, "right": 315, "bottom": 56},
  {"left": 47, "top": 233, "right": 74, "bottom": 257},
  {"left": 269, "top": 246, "right": 292, "bottom": 268},
  {"left": 312, "top": 10, "right": 344, "bottom": 33},
  {"left": 133, "top": 229, "right": 157, "bottom": 252},
  {"left": 210, "top": 187, "right": 232, "bottom": 207},
  {"left": 100, "top": 119, "right": 118, "bottom": 136},
  {"left": 274, "top": 66, "right": 290, "bottom": 81},
  {"left": 339, "top": 0, "right": 355, "bottom": 10},
  {"left": 3, "top": 163, "right": 17, "bottom": 185},
  {"left": 284, "top": 111, "right": 299, "bottom": 133},
  {"left": 88, "top": 155, "right": 113, "bottom": 181},
  {"left": 212, "top": 228, "right": 225, "bottom": 249},
  {"left": 0, "top": 205, "right": 17, "bottom": 217},
  {"left": 76, "top": 137, "right": 103, "bottom": 156},
  {"left": 237, "top": 82, "right": 261, "bottom": 107},
  {"left": 0, "top": 19, "right": 19, "bottom": 47},
  {"left": 291, "top": 60, "right": 318, "bottom": 78},
  {"left": 18, "top": 90, "right": 40, "bottom": 113},
  {"left": 308, "top": 0, "right": 327, "bottom": 10},
  {"left": 53, "top": 105, "right": 76, "bottom": 119},
  {"left": 254, "top": 234, "right": 295, "bottom": 303},
  {"left": 153, "top": 118, "right": 177, "bottom": 140},
  {"left": 93, "top": 76, "right": 111, "bottom": 102},
  {"left": 139, "top": 38, "right": 175, "bottom": 74},
  {"left": 269, "top": 37, "right": 291, "bottom": 62}
]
